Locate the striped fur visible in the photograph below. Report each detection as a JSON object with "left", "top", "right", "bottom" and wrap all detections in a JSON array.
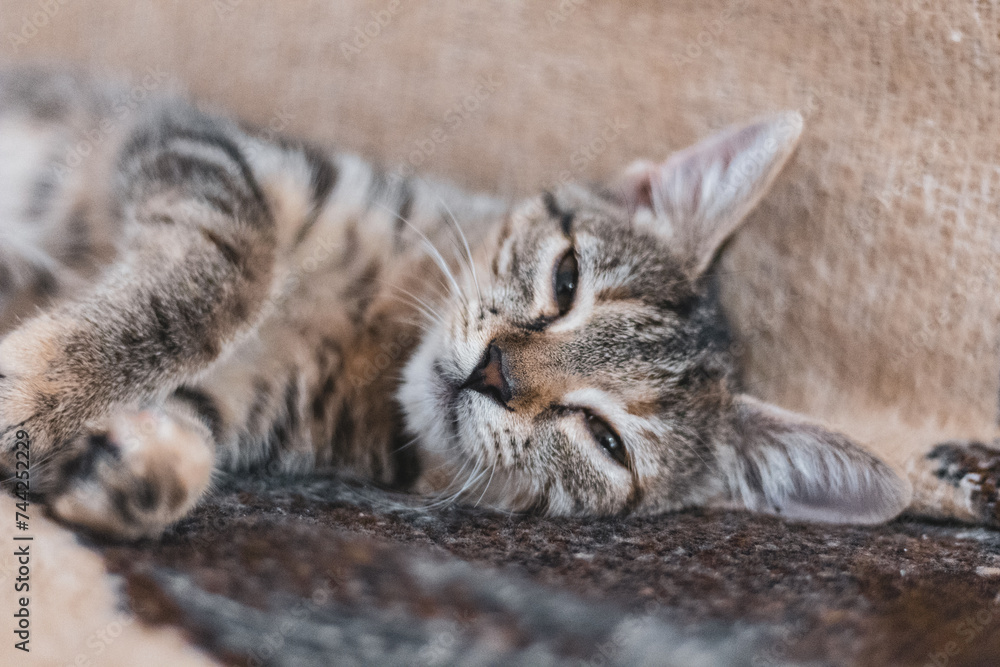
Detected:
[{"left": 0, "top": 69, "right": 909, "bottom": 538}]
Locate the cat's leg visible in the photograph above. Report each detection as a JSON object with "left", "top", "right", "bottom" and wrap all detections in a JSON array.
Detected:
[
  {"left": 907, "top": 439, "right": 1000, "bottom": 526},
  {"left": 47, "top": 332, "right": 331, "bottom": 539},
  {"left": 0, "top": 110, "right": 278, "bottom": 533}
]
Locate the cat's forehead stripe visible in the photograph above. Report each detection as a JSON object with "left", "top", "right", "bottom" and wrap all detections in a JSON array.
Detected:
[{"left": 542, "top": 191, "right": 574, "bottom": 236}]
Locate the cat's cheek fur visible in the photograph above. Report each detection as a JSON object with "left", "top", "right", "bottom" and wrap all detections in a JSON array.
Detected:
[
  {"left": 709, "top": 396, "right": 911, "bottom": 524},
  {"left": 397, "top": 334, "right": 450, "bottom": 460}
]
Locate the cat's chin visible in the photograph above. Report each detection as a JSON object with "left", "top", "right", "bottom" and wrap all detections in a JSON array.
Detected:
[{"left": 411, "top": 458, "right": 539, "bottom": 513}]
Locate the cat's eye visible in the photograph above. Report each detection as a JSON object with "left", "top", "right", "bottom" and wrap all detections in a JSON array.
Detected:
[
  {"left": 553, "top": 249, "right": 578, "bottom": 315},
  {"left": 586, "top": 412, "right": 628, "bottom": 467}
]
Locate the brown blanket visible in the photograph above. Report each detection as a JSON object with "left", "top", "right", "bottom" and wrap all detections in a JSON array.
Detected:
[{"left": 3, "top": 476, "right": 999, "bottom": 665}]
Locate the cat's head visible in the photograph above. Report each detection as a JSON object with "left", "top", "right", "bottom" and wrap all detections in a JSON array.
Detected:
[{"left": 399, "top": 112, "right": 909, "bottom": 524}]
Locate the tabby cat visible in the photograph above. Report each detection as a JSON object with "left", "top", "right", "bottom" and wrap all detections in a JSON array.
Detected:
[{"left": 0, "top": 68, "right": 932, "bottom": 539}]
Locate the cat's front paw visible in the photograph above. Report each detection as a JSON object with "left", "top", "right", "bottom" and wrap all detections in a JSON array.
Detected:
[
  {"left": 0, "top": 317, "right": 76, "bottom": 453},
  {"left": 910, "top": 440, "right": 1000, "bottom": 526},
  {"left": 46, "top": 409, "right": 214, "bottom": 540}
]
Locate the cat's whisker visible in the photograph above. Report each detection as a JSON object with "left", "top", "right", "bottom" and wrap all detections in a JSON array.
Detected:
[
  {"left": 428, "top": 183, "right": 483, "bottom": 315},
  {"left": 684, "top": 429, "right": 715, "bottom": 471},
  {"left": 419, "top": 442, "right": 466, "bottom": 476},
  {"left": 444, "top": 236, "right": 476, "bottom": 307},
  {"left": 452, "top": 464, "right": 489, "bottom": 507},
  {"left": 443, "top": 238, "right": 478, "bottom": 331},
  {"left": 495, "top": 456, "right": 525, "bottom": 514},
  {"left": 395, "top": 317, "right": 438, "bottom": 337},
  {"left": 388, "top": 263, "right": 454, "bottom": 306},
  {"left": 485, "top": 209, "right": 514, "bottom": 314},
  {"left": 473, "top": 458, "right": 498, "bottom": 508},
  {"left": 387, "top": 297, "right": 442, "bottom": 330},
  {"left": 392, "top": 435, "right": 421, "bottom": 452},
  {"left": 469, "top": 447, "right": 493, "bottom": 497},
  {"left": 420, "top": 452, "right": 485, "bottom": 511},
  {"left": 384, "top": 287, "right": 446, "bottom": 329},
  {"left": 374, "top": 202, "right": 468, "bottom": 310},
  {"left": 421, "top": 439, "right": 472, "bottom": 498},
  {"left": 391, "top": 285, "right": 446, "bottom": 323},
  {"left": 425, "top": 442, "right": 485, "bottom": 509},
  {"left": 449, "top": 451, "right": 480, "bottom": 500}
]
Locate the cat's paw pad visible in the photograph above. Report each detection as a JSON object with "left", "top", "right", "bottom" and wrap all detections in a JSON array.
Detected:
[
  {"left": 47, "top": 409, "right": 213, "bottom": 540},
  {"left": 919, "top": 440, "right": 1000, "bottom": 525}
]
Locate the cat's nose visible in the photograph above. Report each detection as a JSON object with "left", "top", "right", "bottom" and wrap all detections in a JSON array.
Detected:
[{"left": 462, "top": 343, "right": 513, "bottom": 408}]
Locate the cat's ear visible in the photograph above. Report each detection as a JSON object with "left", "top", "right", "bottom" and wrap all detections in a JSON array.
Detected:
[
  {"left": 615, "top": 112, "right": 803, "bottom": 277},
  {"left": 711, "top": 395, "right": 910, "bottom": 524}
]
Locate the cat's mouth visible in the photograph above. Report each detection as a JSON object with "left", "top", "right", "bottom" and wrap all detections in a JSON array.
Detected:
[{"left": 437, "top": 359, "right": 508, "bottom": 434}]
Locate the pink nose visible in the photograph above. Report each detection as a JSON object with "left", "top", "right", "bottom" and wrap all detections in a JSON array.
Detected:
[{"left": 462, "top": 343, "right": 513, "bottom": 407}]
